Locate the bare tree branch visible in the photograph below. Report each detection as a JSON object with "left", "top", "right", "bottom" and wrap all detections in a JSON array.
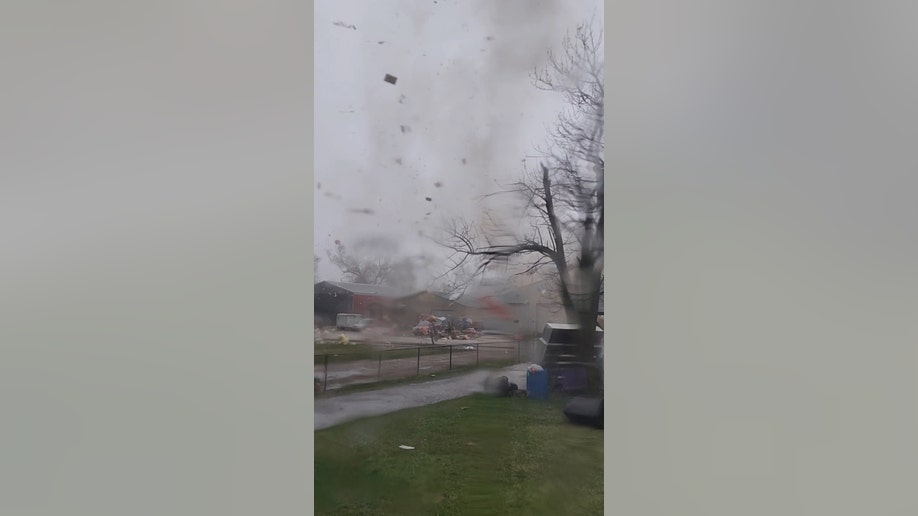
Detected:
[{"left": 436, "top": 20, "right": 604, "bottom": 366}]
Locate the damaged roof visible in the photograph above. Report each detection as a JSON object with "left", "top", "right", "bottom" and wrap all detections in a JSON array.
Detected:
[{"left": 316, "top": 281, "right": 404, "bottom": 297}]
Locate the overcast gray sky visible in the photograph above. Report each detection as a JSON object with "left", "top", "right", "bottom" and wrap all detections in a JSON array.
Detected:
[{"left": 314, "top": 0, "right": 602, "bottom": 283}]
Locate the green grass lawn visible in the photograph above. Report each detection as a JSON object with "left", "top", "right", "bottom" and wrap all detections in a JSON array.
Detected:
[
  {"left": 315, "top": 342, "right": 454, "bottom": 364},
  {"left": 314, "top": 394, "right": 604, "bottom": 515}
]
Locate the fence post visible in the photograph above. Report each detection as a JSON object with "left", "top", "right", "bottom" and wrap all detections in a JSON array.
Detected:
[
  {"left": 377, "top": 352, "right": 382, "bottom": 380},
  {"left": 517, "top": 340, "right": 521, "bottom": 363},
  {"left": 449, "top": 346, "right": 453, "bottom": 371},
  {"left": 417, "top": 347, "right": 421, "bottom": 375},
  {"left": 323, "top": 354, "right": 329, "bottom": 392},
  {"left": 476, "top": 343, "right": 479, "bottom": 367}
]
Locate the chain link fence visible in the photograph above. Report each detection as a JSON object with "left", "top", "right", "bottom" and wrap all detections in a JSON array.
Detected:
[{"left": 315, "top": 339, "right": 540, "bottom": 392}]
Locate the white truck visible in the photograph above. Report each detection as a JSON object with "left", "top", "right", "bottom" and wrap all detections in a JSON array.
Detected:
[{"left": 336, "top": 313, "right": 371, "bottom": 331}]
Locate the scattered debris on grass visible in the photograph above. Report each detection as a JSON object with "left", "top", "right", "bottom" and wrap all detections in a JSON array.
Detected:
[
  {"left": 398, "top": 445, "right": 415, "bottom": 450},
  {"left": 333, "top": 21, "right": 357, "bottom": 30},
  {"left": 485, "top": 376, "right": 520, "bottom": 397}
]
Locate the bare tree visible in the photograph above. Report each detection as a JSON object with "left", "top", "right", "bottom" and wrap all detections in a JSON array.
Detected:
[
  {"left": 326, "top": 240, "right": 394, "bottom": 285},
  {"left": 433, "top": 260, "right": 476, "bottom": 298},
  {"left": 441, "top": 21, "right": 603, "bottom": 363},
  {"left": 326, "top": 237, "right": 424, "bottom": 292}
]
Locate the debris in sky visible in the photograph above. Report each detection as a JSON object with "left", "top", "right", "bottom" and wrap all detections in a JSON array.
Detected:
[
  {"left": 333, "top": 21, "right": 357, "bottom": 30},
  {"left": 434, "top": 181, "right": 443, "bottom": 188},
  {"left": 400, "top": 125, "right": 411, "bottom": 133},
  {"left": 425, "top": 212, "right": 431, "bottom": 216},
  {"left": 350, "top": 208, "right": 375, "bottom": 215},
  {"left": 384, "top": 74, "right": 398, "bottom": 85},
  {"left": 486, "top": 36, "right": 494, "bottom": 41},
  {"left": 395, "top": 158, "right": 403, "bottom": 165},
  {"left": 461, "top": 158, "right": 467, "bottom": 165},
  {"left": 398, "top": 94, "right": 407, "bottom": 104},
  {"left": 377, "top": 41, "right": 385, "bottom": 44},
  {"left": 317, "top": 182, "right": 321, "bottom": 189},
  {"left": 425, "top": 197, "right": 432, "bottom": 202}
]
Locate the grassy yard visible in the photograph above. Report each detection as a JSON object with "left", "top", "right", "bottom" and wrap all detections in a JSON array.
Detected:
[
  {"left": 314, "top": 394, "right": 604, "bottom": 515},
  {"left": 315, "top": 342, "right": 384, "bottom": 362},
  {"left": 315, "top": 341, "right": 467, "bottom": 364}
]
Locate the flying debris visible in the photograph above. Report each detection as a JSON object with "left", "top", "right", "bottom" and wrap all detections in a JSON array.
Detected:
[
  {"left": 350, "top": 208, "right": 375, "bottom": 215},
  {"left": 461, "top": 158, "right": 467, "bottom": 165},
  {"left": 399, "top": 94, "right": 407, "bottom": 104},
  {"left": 425, "top": 197, "right": 432, "bottom": 202},
  {"left": 400, "top": 125, "right": 411, "bottom": 133},
  {"left": 384, "top": 74, "right": 398, "bottom": 85},
  {"left": 395, "top": 158, "right": 403, "bottom": 165},
  {"left": 333, "top": 21, "right": 357, "bottom": 30},
  {"left": 434, "top": 181, "right": 443, "bottom": 188},
  {"left": 377, "top": 41, "right": 385, "bottom": 44},
  {"left": 317, "top": 182, "right": 321, "bottom": 189}
]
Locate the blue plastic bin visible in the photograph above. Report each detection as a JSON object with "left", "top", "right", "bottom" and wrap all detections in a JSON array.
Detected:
[{"left": 526, "top": 369, "right": 549, "bottom": 400}]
